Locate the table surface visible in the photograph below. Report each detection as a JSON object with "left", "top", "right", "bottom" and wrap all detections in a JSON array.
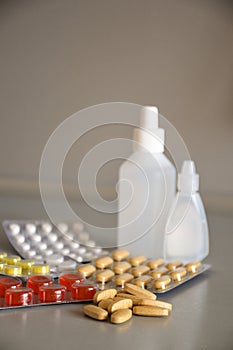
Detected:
[{"left": 0, "top": 198, "right": 232, "bottom": 350}]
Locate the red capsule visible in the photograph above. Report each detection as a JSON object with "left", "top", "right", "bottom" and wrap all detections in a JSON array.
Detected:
[
  {"left": 0, "top": 277, "right": 22, "bottom": 297},
  {"left": 27, "top": 275, "right": 53, "bottom": 294},
  {"left": 5, "top": 287, "right": 33, "bottom": 306},
  {"left": 59, "top": 273, "right": 84, "bottom": 291},
  {"left": 71, "top": 283, "right": 97, "bottom": 300},
  {"left": 39, "top": 285, "right": 66, "bottom": 303}
]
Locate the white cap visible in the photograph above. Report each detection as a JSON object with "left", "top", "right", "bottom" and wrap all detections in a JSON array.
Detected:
[
  {"left": 133, "top": 106, "right": 165, "bottom": 153},
  {"left": 178, "top": 160, "right": 199, "bottom": 193}
]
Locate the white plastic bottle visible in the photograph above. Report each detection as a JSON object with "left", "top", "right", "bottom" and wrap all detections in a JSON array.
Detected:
[
  {"left": 117, "top": 106, "right": 176, "bottom": 258},
  {"left": 163, "top": 160, "right": 209, "bottom": 262}
]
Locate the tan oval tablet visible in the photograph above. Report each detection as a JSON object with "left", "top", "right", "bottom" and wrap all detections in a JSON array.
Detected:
[
  {"left": 95, "top": 269, "right": 115, "bottom": 283},
  {"left": 147, "top": 258, "right": 165, "bottom": 270},
  {"left": 108, "top": 298, "right": 133, "bottom": 313},
  {"left": 133, "top": 275, "right": 152, "bottom": 288},
  {"left": 129, "top": 255, "right": 147, "bottom": 267},
  {"left": 83, "top": 304, "right": 108, "bottom": 320},
  {"left": 125, "top": 283, "right": 156, "bottom": 300},
  {"left": 166, "top": 260, "right": 183, "bottom": 271},
  {"left": 98, "top": 298, "right": 114, "bottom": 310},
  {"left": 112, "top": 261, "right": 131, "bottom": 275},
  {"left": 150, "top": 267, "right": 169, "bottom": 279},
  {"left": 152, "top": 275, "right": 172, "bottom": 290},
  {"left": 136, "top": 299, "right": 172, "bottom": 311},
  {"left": 114, "top": 273, "right": 134, "bottom": 287},
  {"left": 185, "top": 261, "right": 202, "bottom": 274},
  {"left": 94, "top": 256, "right": 113, "bottom": 269},
  {"left": 133, "top": 305, "right": 169, "bottom": 317},
  {"left": 111, "top": 309, "right": 132, "bottom": 324},
  {"left": 112, "top": 249, "right": 130, "bottom": 262},
  {"left": 170, "top": 267, "right": 187, "bottom": 282},
  {"left": 132, "top": 265, "right": 150, "bottom": 277},
  {"left": 77, "top": 264, "right": 96, "bottom": 278},
  {"left": 117, "top": 292, "right": 142, "bottom": 305},
  {"left": 93, "top": 288, "right": 117, "bottom": 304}
]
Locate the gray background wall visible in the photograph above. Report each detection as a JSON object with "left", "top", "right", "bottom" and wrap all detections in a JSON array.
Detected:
[{"left": 0, "top": 0, "right": 233, "bottom": 215}]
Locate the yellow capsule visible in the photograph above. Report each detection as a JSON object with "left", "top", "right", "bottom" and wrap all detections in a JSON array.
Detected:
[
  {"left": 114, "top": 273, "right": 134, "bottom": 287},
  {"left": 170, "top": 267, "right": 187, "bottom": 282},
  {"left": 18, "top": 260, "right": 35, "bottom": 271},
  {"left": 94, "top": 256, "right": 113, "bottom": 269},
  {"left": 112, "top": 249, "right": 130, "bottom": 262},
  {"left": 129, "top": 255, "right": 147, "bottom": 267},
  {"left": 31, "top": 264, "right": 50, "bottom": 275},
  {"left": 3, "top": 264, "right": 22, "bottom": 276},
  {"left": 150, "top": 267, "right": 169, "bottom": 279},
  {"left": 0, "top": 263, "right": 5, "bottom": 272},
  {"left": 152, "top": 275, "right": 172, "bottom": 290},
  {"left": 95, "top": 269, "right": 115, "bottom": 283},
  {"left": 185, "top": 261, "right": 202, "bottom": 274},
  {"left": 133, "top": 275, "right": 152, "bottom": 288},
  {"left": 166, "top": 260, "right": 183, "bottom": 271},
  {"left": 77, "top": 264, "right": 96, "bottom": 278},
  {"left": 0, "top": 252, "right": 7, "bottom": 262},
  {"left": 112, "top": 261, "right": 131, "bottom": 275},
  {"left": 3, "top": 255, "right": 21, "bottom": 265},
  {"left": 132, "top": 265, "right": 150, "bottom": 277},
  {"left": 147, "top": 258, "right": 164, "bottom": 270}
]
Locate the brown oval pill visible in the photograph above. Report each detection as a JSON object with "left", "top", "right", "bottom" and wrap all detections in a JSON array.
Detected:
[
  {"left": 93, "top": 288, "right": 117, "bottom": 304},
  {"left": 112, "top": 249, "right": 130, "bottom": 262},
  {"left": 94, "top": 256, "right": 113, "bottom": 269},
  {"left": 166, "top": 260, "right": 183, "bottom": 271},
  {"left": 95, "top": 269, "right": 115, "bottom": 283},
  {"left": 133, "top": 275, "right": 152, "bottom": 288},
  {"left": 129, "top": 255, "right": 147, "bottom": 267},
  {"left": 185, "top": 261, "right": 202, "bottom": 274},
  {"left": 170, "top": 267, "right": 187, "bottom": 282},
  {"left": 112, "top": 261, "right": 131, "bottom": 275},
  {"left": 108, "top": 298, "right": 133, "bottom": 313},
  {"left": 116, "top": 292, "right": 142, "bottom": 305},
  {"left": 125, "top": 283, "right": 156, "bottom": 300},
  {"left": 77, "top": 264, "right": 96, "bottom": 278},
  {"left": 83, "top": 304, "right": 108, "bottom": 320},
  {"left": 114, "top": 273, "right": 134, "bottom": 287},
  {"left": 147, "top": 258, "right": 164, "bottom": 270},
  {"left": 133, "top": 305, "right": 169, "bottom": 317},
  {"left": 136, "top": 298, "right": 172, "bottom": 311},
  {"left": 150, "top": 267, "right": 169, "bottom": 279},
  {"left": 98, "top": 298, "right": 114, "bottom": 310},
  {"left": 111, "top": 309, "right": 132, "bottom": 324},
  {"left": 152, "top": 275, "right": 172, "bottom": 290},
  {"left": 132, "top": 265, "right": 150, "bottom": 277}
]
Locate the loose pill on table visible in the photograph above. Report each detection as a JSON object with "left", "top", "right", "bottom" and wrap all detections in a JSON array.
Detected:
[
  {"left": 94, "top": 256, "right": 113, "bottom": 269},
  {"left": 0, "top": 277, "right": 22, "bottom": 297},
  {"left": 59, "top": 273, "right": 84, "bottom": 291},
  {"left": 114, "top": 273, "right": 134, "bottom": 287},
  {"left": 108, "top": 298, "right": 133, "bottom": 313},
  {"left": 170, "top": 267, "right": 187, "bottom": 282},
  {"left": 93, "top": 288, "right": 117, "bottom": 304},
  {"left": 83, "top": 304, "right": 108, "bottom": 321},
  {"left": 147, "top": 258, "right": 165, "bottom": 270},
  {"left": 136, "top": 299, "right": 172, "bottom": 311},
  {"left": 152, "top": 275, "right": 172, "bottom": 290},
  {"left": 116, "top": 292, "right": 142, "bottom": 305},
  {"left": 112, "top": 249, "right": 130, "bottom": 262},
  {"left": 185, "top": 261, "right": 202, "bottom": 274},
  {"left": 166, "top": 260, "right": 183, "bottom": 271},
  {"left": 131, "top": 265, "right": 150, "bottom": 277},
  {"left": 77, "top": 264, "right": 96, "bottom": 278},
  {"left": 129, "top": 255, "right": 147, "bottom": 267},
  {"left": 71, "top": 283, "right": 96, "bottom": 300},
  {"left": 95, "top": 269, "right": 115, "bottom": 283},
  {"left": 27, "top": 275, "right": 53, "bottom": 294},
  {"left": 5, "top": 287, "right": 33, "bottom": 306},
  {"left": 125, "top": 283, "right": 156, "bottom": 300},
  {"left": 133, "top": 275, "right": 152, "bottom": 288},
  {"left": 98, "top": 298, "right": 113, "bottom": 310},
  {"left": 111, "top": 309, "right": 132, "bottom": 324},
  {"left": 150, "top": 267, "right": 169, "bottom": 279},
  {"left": 39, "top": 285, "right": 66, "bottom": 303},
  {"left": 112, "top": 261, "right": 131, "bottom": 275},
  {"left": 133, "top": 306, "right": 169, "bottom": 317}
]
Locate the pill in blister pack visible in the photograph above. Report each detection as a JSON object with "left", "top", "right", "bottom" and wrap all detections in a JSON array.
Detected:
[
  {"left": 0, "top": 272, "right": 97, "bottom": 310},
  {"left": 2, "top": 220, "right": 108, "bottom": 264}
]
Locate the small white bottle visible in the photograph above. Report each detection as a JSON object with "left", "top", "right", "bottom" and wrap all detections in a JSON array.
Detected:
[
  {"left": 117, "top": 106, "right": 176, "bottom": 258},
  {"left": 163, "top": 160, "right": 209, "bottom": 262}
]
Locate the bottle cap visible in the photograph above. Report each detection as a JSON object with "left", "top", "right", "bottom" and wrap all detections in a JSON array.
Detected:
[
  {"left": 178, "top": 160, "right": 199, "bottom": 193},
  {"left": 133, "top": 106, "right": 165, "bottom": 153}
]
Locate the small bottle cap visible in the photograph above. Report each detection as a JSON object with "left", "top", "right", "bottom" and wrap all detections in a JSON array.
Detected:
[{"left": 178, "top": 160, "right": 199, "bottom": 193}]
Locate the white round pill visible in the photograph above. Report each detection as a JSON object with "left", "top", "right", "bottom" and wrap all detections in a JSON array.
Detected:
[
  {"left": 9, "top": 223, "right": 20, "bottom": 236},
  {"left": 43, "top": 249, "right": 53, "bottom": 257},
  {"left": 54, "top": 241, "right": 64, "bottom": 250},
  {"left": 61, "top": 247, "right": 70, "bottom": 255},
  {"left": 76, "top": 256, "right": 83, "bottom": 263},
  {"left": 41, "top": 222, "right": 52, "bottom": 233},
  {"left": 92, "top": 247, "right": 103, "bottom": 255},
  {"left": 21, "top": 242, "right": 30, "bottom": 251},
  {"left": 46, "top": 254, "right": 64, "bottom": 265},
  {"left": 34, "top": 255, "right": 43, "bottom": 261},
  {"left": 38, "top": 242, "right": 47, "bottom": 251},
  {"left": 26, "top": 250, "right": 36, "bottom": 258},
  {"left": 77, "top": 231, "right": 90, "bottom": 243},
  {"left": 70, "top": 241, "right": 80, "bottom": 249},
  {"left": 76, "top": 247, "right": 86, "bottom": 255},
  {"left": 68, "top": 253, "right": 77, "bottom": 260},
  {"left": 58, "top": 260, "right": 77, "bottom": 271},
  {"left": 47, "top": 233, "right": 58, "bottom": 243},
  {"left": 57, "top": 222, "right": 68, "bottom": 234},
  {"left": 31, "top": 234, "right": 42, "bottom": 243},
  {"left": 25, "top": 223, "right": 37, "bottom": 235},
  {"left": 15, "top": 234, "right": 25, "bottom": 244},
  {"left": 72, "top": 222, "right": 84, "bottom": 233}
]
